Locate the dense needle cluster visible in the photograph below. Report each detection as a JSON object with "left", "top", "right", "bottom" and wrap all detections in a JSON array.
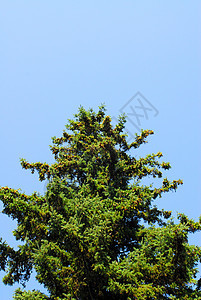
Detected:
[{"left": 0, "top": 105, "right": 201, "bottom": 299}]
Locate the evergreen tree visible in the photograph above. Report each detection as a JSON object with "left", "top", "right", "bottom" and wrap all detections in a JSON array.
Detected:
[{"left": 0, "top": 105, "right": 201, "bottom": 299}]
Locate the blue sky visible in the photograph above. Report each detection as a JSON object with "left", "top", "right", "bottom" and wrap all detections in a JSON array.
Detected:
[{"left": 0, "top": 1, "right": 200, "bottom": 298}]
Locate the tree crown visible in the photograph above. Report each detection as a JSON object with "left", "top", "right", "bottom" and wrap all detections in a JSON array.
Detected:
[{"left": 0, "top": 105, "right": 200, "bottom": 300}]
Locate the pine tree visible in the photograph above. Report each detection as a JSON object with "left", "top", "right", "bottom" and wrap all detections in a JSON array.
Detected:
[{"left": 0, "top": 105, "right": 201, "bottom": 299}]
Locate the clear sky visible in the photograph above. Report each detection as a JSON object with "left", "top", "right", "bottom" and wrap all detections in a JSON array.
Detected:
[{"left": 0, "top": 1, "right": 200, "bottom": 298}]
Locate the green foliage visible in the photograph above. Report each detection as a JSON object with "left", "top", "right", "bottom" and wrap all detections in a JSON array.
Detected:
[
  {"left": 0, "top": 105, "right": 201, "bottom": 299},
  {"left": 13, "top": 288, "right": 49, "bottom": 300}
]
